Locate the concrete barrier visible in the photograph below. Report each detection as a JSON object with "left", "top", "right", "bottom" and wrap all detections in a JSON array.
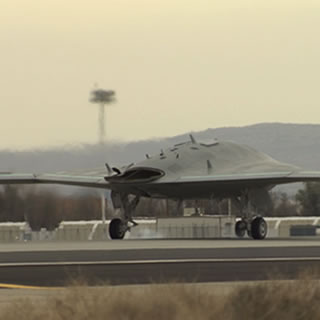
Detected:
[
  {"left": 0, "top": 216, "right": 319, "bottom": 242},
  {"left": 0, "top": 223, "right": 25, "bottom": 242},
  {"left": 265, "top": 217, "right": 320, "bottom": 238},
  {"left": 290, "top": 225, "right": 317, "bottom": 236},
  {"left": 156, "top": 216, "right": 235, "bottom": 238}
]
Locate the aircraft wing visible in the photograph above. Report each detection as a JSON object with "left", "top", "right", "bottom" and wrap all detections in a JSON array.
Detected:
[
  {"left": 36, "top": 173, "right": 107, "bottom": 188},
  {"left": 36, "top": 167, "right": 109, "bottom": 188},
  {"left": 175, "top": 171, "right": 320, "bottom": 187},
  {"left": 0, "top": 168, "right": 108, "bottom": 189},
  {"left": 31, "top": 170, "right": 320, "bottom": 191},
  {"left": 2, "top": 170, "right": 320, "bottom": 192},
  {"left": 0, "top": 173, "right": 38, "bottom": 184}
]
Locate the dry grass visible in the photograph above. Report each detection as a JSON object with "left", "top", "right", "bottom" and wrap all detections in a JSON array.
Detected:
[
  {"left": 2, "top": 274, "right": 320, "bottom": 320},
  {"left": 230, "top": 279, "right": 320, "bottom": 320}
]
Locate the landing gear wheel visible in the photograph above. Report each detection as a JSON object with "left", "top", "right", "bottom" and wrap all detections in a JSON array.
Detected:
[
  {"left": 251, "top": 217, "right": 267, "bottom": 240},
  {"left": 109, "top": 218, "right": 127, "bottom": 239},
  {"left": 235, "top": 220, "right": 247, "bottom": 238}
]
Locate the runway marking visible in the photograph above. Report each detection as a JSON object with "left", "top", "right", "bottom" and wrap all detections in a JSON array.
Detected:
[
  {"left": 0, "top": 283, "right": 50, "bottom": 290},
  {"left": 1, "top": 257, "right": 320, "bottom": 267}
]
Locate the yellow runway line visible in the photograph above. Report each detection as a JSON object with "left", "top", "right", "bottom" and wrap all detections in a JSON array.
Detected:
[{"left": 0, "top": 283, "right": 52, "bottom": 290}]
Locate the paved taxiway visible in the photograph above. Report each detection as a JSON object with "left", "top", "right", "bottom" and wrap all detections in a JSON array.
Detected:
[{"left": 0, "top": 239, "right": 320, "bottom": 286}]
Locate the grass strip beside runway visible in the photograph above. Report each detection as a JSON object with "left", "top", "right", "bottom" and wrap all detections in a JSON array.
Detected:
[{"left": 0, "top": 272, "right": 320, "bottom": 320}]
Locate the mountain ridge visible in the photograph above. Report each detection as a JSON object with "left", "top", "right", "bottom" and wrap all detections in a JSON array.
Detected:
[{"left": 2, "top": 123, "right": 320, "bottom": 175}]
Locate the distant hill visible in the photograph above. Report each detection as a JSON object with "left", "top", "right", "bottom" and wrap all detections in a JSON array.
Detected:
[{"left": 1, "top": 123, "right": 320, "bottom": 194}]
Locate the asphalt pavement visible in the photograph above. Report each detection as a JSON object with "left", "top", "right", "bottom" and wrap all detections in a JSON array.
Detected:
[{"left": 0, "top": 239, "right": 319, "bottom": 286}]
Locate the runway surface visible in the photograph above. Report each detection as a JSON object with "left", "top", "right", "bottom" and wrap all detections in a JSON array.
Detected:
[{"left": 0, "top": 239, "right": 320, "bottom": 286}]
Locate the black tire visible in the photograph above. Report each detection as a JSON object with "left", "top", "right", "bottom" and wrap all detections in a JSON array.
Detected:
[
  {"left": 235, "top": 220, "right": 246, "bottom": 238},
  {"left": 251, "top": 217, "right": 267, "bottom": 240},
  {"left": 109, "top": 218, "right": 126, "bottom": 239}
]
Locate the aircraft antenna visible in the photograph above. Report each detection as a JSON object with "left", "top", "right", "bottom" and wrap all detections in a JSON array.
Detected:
[{"left": 89, "top": 85, "right": 116, "bottom": 144}]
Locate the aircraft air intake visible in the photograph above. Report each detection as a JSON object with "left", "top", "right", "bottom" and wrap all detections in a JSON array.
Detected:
[{"left": 104, "top": 167, "right": 164, "bottom": 183}]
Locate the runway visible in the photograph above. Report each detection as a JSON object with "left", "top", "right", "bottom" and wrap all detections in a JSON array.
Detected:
[{"left": 0, "top": 239, "right": 320, "bottom": 287}]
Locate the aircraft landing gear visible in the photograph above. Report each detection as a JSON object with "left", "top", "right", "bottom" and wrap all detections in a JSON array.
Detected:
[
  {"left": 235, "top": 220, "right": 246, "bottom": 238},
  {"left": 109, "top": 218, "right": 127, "bottom": 239},
  {"left": 235, "top": 217, "right": 268, "bottom": 240},
  {"left": 251, "top": 216, "right": 268, "bottom": 240},
  {"left": 234, "top": 190, "right": 268, "bottom": 240},
  {"left": 109, "top": 192, "right": 140, "bottom": 240}
]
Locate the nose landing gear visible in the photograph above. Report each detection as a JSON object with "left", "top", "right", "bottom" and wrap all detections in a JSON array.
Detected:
[
  {"left": 109, "top": 218, "right": 128, "bottom": 239},
  {"left": 109, "top": 192, "right": 140, "bottom": 240}
]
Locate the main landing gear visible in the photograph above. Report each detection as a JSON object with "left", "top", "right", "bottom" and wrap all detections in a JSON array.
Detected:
[
  {"left": 234, "top": 190, "right": 268, "bottom": 240},
  {"left": 109, "top": 193, "right": 140, "bottom": 239},
  {"left": 235, "top": 216, "right": 268, "bottom": 240}
]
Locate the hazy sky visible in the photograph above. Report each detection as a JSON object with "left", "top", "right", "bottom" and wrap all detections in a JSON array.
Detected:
[{"left": 1, "top": 0, "right": 320, "bottom": 149}]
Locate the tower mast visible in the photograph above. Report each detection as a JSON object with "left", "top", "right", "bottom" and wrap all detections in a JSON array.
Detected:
[{"left": 89, "top": 87, "right": 116, "bottom": 144}]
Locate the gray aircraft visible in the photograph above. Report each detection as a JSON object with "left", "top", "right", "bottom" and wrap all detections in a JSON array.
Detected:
[{"left": 1, "top": 135, "right": 320, "bottom": 240}]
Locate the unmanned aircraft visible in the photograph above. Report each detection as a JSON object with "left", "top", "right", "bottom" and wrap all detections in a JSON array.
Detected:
[{"left": 2, "top": 135, "right": 320, "bottom": 240}]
